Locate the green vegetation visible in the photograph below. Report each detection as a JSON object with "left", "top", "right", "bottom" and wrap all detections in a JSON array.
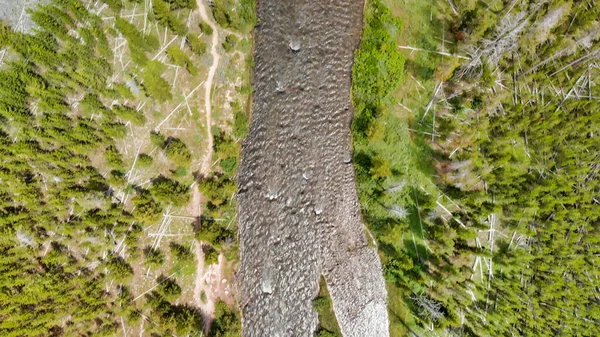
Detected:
[
  {"left": 145, "top": 288, "right": 204, "bottom": 335},
  {"left": 0, "top": 0, "right": 252, "bottom": 335},
  {"left": 203, "top": 245, "right": 219, "bottom": 265},
  {"left": 167, "top": 44, "right": 198, "bottom": 75},
  {"left": 195, "top": 217, "right": 233, "bottom": 247},
  {"left": 211, "top": 300, "right": 243, "bottom": 336},
  {"left": 144, "top": 247, "right": 166, "bottom": 269},
  {"left": 132, "top": 189, "right": 163, "bottom": 222},
  {"left": 170, "top": 242, "right": 193, "bottom": 262},
  {"left": 200, "top": 21, "right": 214, "bottom": 35},
  {"left": 211, "top": 0, "right": 256, "bottom": 33},
  {"left": 153, "top": 0, "right": 189, "bottom": 36},
  {"left": 157, "top": 274, "right": 183, "bottom": 300},
  {"left": 150, "top": 175, "right": 190, "bottom": 206},
  {"left": 187, "top": 32, "right": 207, "bottom": 56},
  {"left": 165, "top": 136, "right": 192, "bottom": 166},
  {"left": 150, "top": 130, "right": 167, "bottom": 147},
  {"left": 233, "top": 110, "right": 250, "bottom": 139},
  {"left": 222, "top": 34, "right": 238, "bottom": 52},
  {"left": 196, "top": 128, "right": 245, "bottom": 262},
  {"left": 115, "top": 16, "right": 159, "bottom": 65},
  {"left": 142, "top": 60, "right": 172, "bottom": 102},
  {"left": 172, "top": 165, "right": 188, "bottom": 177},
  {"left": 313, "top": 276, "right": 342, "bottom": 337},
  {"left": 352, "top": 0, "right": 600, "bottom": 335},
  {"left": 107, "top": 257, "right": 135, "bottom": 282},
  {"left": 137, "top": 153, "right": 154, "bottom": 167}
]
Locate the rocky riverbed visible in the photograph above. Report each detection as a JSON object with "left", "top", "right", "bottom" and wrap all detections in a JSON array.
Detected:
[{"left": 237, "top": 0, "right": 390, "bottom": 336}]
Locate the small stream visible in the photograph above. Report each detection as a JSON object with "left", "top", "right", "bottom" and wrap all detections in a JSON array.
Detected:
[{"left": 237, "top": 1, "right": 389, "bottom": 336}]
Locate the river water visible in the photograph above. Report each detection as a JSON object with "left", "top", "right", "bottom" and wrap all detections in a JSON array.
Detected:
[{"left": 237, "top": 0, "right": 389, "bottom": 336}]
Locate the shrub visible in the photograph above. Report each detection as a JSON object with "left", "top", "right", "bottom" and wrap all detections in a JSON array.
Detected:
[
  {"left": 232, "top": 110, "right": 249, "bottom": 139},
  {"left": 199, "top": 21, "right": 213, "bottom": 35},
  {"left": 212, "top": 0, "right": 256, "bottom": 33},
  {"left": 150, "top": 131, "right": 166, "bottom": 148},
  {"left": 172, "top": 166, "right": 187, "bottom": 177},
  {"left": 165, "top": 137, "right": 192, "bottom": 166},
  {"left": 137, "top": 154, "right": 153, "bottom": 168},
  {"left": 104, "top": 145, "right": 124, "bottom": 169},
  {"left": 143, "top": 247, "right": 165, "bottom": 269},
  {"left": 156, "top": 275, "right": 182, "bottom": 301},
  {"left": 186, "top": 33, "right": 207, "bottom": 56},
  {"left": 132, "top": 190, "right": 163, "bottom": 222},
  {"left": 150, "top": 175, "right": 190, "bottom": 206},
  {"left": 222, "top": 35, "right": 237, "bottom": 52},
  {"left": 317, "top": 331, "right": 337, "bottom": 337},
  {"left": 0, "top": 21, "right": 10, "bottom": 48},
  {"left": 142, "top": 61, "right": 172, "bottom": 102},
  {"left": 219, "top": 157, "right": 237, "bottom": 175},
  {"left": 106, "top": 257, "right": 134, "bottom": 282},
  {"left": 352, "top": 0, "right": 405, "bottom": 107},
  {"left": 203, "top": 245, "right": 219, "bottom": 265},
  {"left": 169, "top": 242, "right": 193, "bottom": 262}
]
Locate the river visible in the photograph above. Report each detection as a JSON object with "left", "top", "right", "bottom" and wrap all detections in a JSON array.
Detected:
[{"left": 237, "top": 0, "right": 389, "bottom": 336}]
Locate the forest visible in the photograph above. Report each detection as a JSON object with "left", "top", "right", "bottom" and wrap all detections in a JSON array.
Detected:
[
  {"left": 352, "top": 0, "right": 599, "bottom": 335},
  {"left": 0, "top": 0, "right": 253, "bottom": 336},
  {"left": 2, "top": 0, "right": 599, "bottom": 336}
]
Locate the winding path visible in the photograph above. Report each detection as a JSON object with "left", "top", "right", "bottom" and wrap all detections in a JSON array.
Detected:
[
  {"left": 196, "top": 0, "right": 219, "bottom": 175},
  {"left": 192, "top": 0, "right": 222, "bottom": 331},
  {"left": 193, "top": 241, "right": 210, "bottom": 329}
]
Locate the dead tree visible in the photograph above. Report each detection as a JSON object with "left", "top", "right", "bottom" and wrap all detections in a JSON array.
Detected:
[
  {"left": 410, "top": 292, "right": 445, "bottom": 322},
  {"left": 459, "top": 11, "right": 530, "bottom": 78}
]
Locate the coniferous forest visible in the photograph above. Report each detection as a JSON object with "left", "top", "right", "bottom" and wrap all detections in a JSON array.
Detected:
[
  {"left": 351, "top": 0, "right": 600, "bottom": 335},
  {"left": 0, "top": 0, "right": 254, "bottom": 335},
  {"left": 1, "top": 0, "right": 599, "bottom": 336}
]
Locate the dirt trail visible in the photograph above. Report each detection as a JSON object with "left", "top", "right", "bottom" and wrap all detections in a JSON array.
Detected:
[
  {"left": 191, "top": 0, "right": 235, "bottom": 332},
  {"left": 193, "top": 242, "right": 234, "bottom": 334},
  {"left": 196, "top": 0, "right": 219, "bottom": 174},
  {"left": 193, "top": 241, "right": 213, "bottom": 334}
]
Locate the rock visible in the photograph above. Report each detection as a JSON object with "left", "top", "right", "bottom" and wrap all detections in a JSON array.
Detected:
[{"left": 289, "top": 39, "right": 301, "bottom": 52}]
